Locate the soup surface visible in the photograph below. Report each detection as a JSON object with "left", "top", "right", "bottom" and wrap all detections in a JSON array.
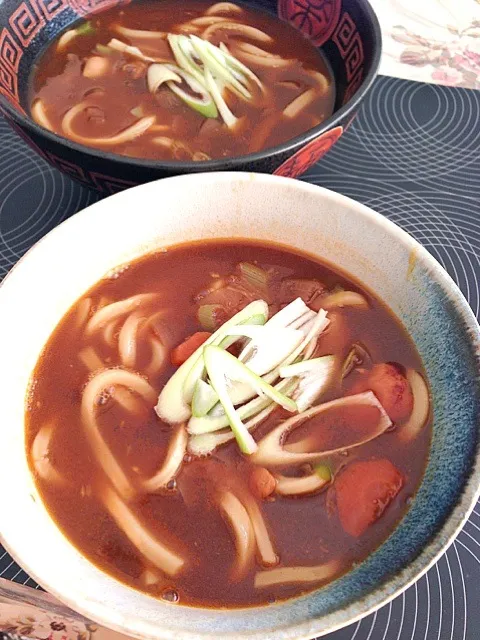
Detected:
[
  {"left": 26, "top": 240, "right": 431, "bottom": 608},
  {"left": 29, "top": 1, "right": 335, "bottom": 161}
]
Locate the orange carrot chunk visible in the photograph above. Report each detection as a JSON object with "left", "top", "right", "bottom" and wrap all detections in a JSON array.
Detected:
[
  {"left": 171, "top": 332, "right": 212, "bottom": 367},
  {"left": 335, "top": 459, "right": 404, "bottom": 537}
]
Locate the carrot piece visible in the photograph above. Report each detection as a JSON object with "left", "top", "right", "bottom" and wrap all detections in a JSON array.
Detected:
[
  {"left": 335, "top": 459, "right": 404, "bottom": 537},
  {"left": 171, "top": 332, "right": 212, "bottom": 366}
]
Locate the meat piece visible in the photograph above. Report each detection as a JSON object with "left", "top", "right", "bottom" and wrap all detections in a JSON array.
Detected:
[
  {"left": 122, "top": 60, "right": 147, "bottom": 79},
  {"left": 335, "top": 459, "right": 404, "bottom": 537},
  {"left": 278, "top": 278, "right": 326, "bottom": 306},
  {"left": 315, "top": 311, "right": 351, "bottom": 357},
  {"left": 349, "top": 363, "right": 413, "bottom": 422}
]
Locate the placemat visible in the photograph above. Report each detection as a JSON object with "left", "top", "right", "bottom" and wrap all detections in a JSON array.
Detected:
[{"left": 1, "top": 75, "right": 479, "bottom": 640}]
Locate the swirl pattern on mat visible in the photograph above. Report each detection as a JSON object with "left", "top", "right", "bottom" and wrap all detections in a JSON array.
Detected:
[{"left": 1, "top": 75, "right": 480, "bottom": 639}]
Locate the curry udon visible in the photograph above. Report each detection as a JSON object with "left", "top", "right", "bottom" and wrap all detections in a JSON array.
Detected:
[
  {"left": 26, "top": 240, "right": 431, "bottom": 607},
  {"left": 29, "top": 1, "right": 335, "bottom": 161}
]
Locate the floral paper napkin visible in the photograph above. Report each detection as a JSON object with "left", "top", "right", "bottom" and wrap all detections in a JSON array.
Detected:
[{"left": 369, "top": 0, "right": 480, "bottom": 89}]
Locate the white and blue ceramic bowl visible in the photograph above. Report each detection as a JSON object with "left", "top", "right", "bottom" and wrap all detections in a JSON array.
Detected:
[{"left": 0, "top": 173, "right": 479, "bottom": 640}]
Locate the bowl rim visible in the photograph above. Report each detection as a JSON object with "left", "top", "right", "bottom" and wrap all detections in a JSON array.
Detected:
[
  {"left": 0, "top": 0, "right": 382, "bottom": 171},
  {"left": 0, "top": 172, "right": 479, "bottom": 640}
]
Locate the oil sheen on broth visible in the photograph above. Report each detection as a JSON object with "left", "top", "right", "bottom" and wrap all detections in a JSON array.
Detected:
[
  {"left": 30, "top": 1, "right": 335, "bottom": 161},
  {"left": 26, "top": 241, "right": 431, "bottom": 608}
]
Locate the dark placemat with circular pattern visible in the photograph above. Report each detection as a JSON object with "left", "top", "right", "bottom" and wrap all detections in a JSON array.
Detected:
[{"left": 1, "top": 75, "right": 479, "bottom": 639}]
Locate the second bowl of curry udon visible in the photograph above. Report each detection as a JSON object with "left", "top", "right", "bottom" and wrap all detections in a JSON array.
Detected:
[{"left": 0, "top": 0, "right": 380, "bottom": 190}]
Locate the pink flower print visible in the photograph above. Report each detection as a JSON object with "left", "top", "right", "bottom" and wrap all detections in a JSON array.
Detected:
[{"left": 431, "top": 66, "right": 464, "bottom": 85}]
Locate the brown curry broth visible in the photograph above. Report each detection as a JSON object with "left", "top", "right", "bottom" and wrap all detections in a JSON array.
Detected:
[
  {"left": 26, "top": 240, "right": 430, "bottom": 607},
  {"left": 30, "top": 0, "right": 335, "bottom": 160}
]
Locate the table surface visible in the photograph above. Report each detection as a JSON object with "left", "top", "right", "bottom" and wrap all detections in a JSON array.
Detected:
[{"left": 1, "top": 75, "right": 480, "bottom": 640}]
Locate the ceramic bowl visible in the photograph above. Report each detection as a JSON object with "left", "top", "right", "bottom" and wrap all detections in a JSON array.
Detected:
[
  {"left": 0, "top": 172, "right": 479, "bottom": 640},
  {"left": 0, "top": 0, "right": 381, "bottom": 192}
]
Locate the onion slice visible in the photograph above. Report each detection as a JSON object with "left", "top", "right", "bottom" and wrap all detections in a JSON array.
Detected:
[
  {"left": 156, "top": 300, "right": 268, "bottom": 424},
  {"left": 282, "top": 355, "right": 337, "bottom": 412},
  {"left": 254, "top": 560, "right": 339, "bottom": 588},
  {"left": 188, "top": 377, "right": 295, "bottom": 434},
  {"left": 100, "top": 485, "right": 185, "bottom": 576},
  {"left": 31, "top": 425, "right": 66, "bottom": 486},
  {"left": 107, "top": 38, "right": 155, "bottom": 61},
  {"left": 204, "top": 67, "right": 238, "bottom": 128},
  {"left": 147, "top": 64, "right": 181, "bottom": 93},
  {"left": 275, "top": 466, "right": 331, "bottom": 496},
  {"left": 140, "top": 425, "right": 187, "bottom": 493},
  {"left": 224, "top": 325, "right": 304, "bottom": 376},
  {"left": 319, "top": 291, "right": 369, "bottom": 310},
  {"left": 204, "top": 345, "right": 297, "bottom": 454},
  {"left": 252, "top": 391, "right": 392, "bottom": 466},
  {"left": 188, "top": 401, "right": 280, "bottom": 456},
  {"left": 399, "top": 369, "right": 430, "bottom": 441}
]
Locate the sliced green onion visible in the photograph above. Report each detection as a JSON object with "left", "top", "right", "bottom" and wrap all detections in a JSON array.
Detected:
[
  {"left": 156, "top": 300, "right": 268, "bottom": 423},
  {"left": 147, "top": 64, "right": 181, "bottom": 93},
  {"left": 188, "top": 378, "right": 296, "bottom": 434},
  {"left": 130, "top": 106, "right": 144, "bottom": 118},
  {"left": 192, "top": 379, "right": 219, "bottom": 417},
  {"left": 282, "top": 355, "right": 336, "bottom": 412},
  {"left": 95, "top": 43, "right": 113, "bottom": 55},
  {"left": 76, "top": 21, "right": 95, "bottom": 36},
  {"left": 275, "top": 469, "right": 330, "bottom": 496},
  {"left": 203, "top": 346, "right": 296, "bottom": 453},
  {"left": 183, "top": 301, "right": 268, "bottom": 404},
  {"left": 192, "top": 33, "right": 263, "bottom": 94},
  {"left": 210, "top": 38, "right": 263, "bottom": 92},
  {"left": 197, "top": 304, "right": 223, "bottom": 331},
  {"left": 190, "top": 35, "right": 251, "bottom": 99},
  {"left": 264, "top": 297, "right": 310, "bottom": 330},
  {"left": 188, "top": 397, "right": 284, "bottom": 456},
  {"left": 204, "top": 67, "right": 237, "bottom": 128},
  {"left": 168, "top": 34, "right": 205, "bottom": 87},
  {"left": 203, "top": 345, "right": 258, "bottom": 454},
  {"left": 280, "top": 356, "right": 333, "bottom": 378},
  {"left": 225, "top": 325, "right": 304, "bottom": 376},
  {"left": 108, "top": 38, "right": 154, "bottom": 62},
  {"left": 314, "top": 464, "right": 331, "bottom": 482},
  {"left": 341, "top": 343, "right": 370, "bottom": 379},
  {"left": 239, "top": 262, "right": 269, "bottom": 291},
  {"left": 166, "top": 65, "right": 218, "bottom": 118},
  {"left": 208, "top": 345, "right": 297, "bottom": 411},
  {"left": 252, "top": 391, "right": 391, "bottom": 467}
]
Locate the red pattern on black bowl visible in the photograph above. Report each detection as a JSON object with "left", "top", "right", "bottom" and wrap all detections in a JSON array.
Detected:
[
  {"left": 274, "top": 125, "right": 343, "bottom": 177},
  {"left": 0, "top": 0, "right": 382, "bottom": 190},
  {"left": 277, "top": 0, "right": 342, "bottom": 47}
]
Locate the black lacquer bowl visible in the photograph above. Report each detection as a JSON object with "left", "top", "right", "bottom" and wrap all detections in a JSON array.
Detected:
[{"left": 0, "top": 0, "right": 381, "bottom": 193}]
